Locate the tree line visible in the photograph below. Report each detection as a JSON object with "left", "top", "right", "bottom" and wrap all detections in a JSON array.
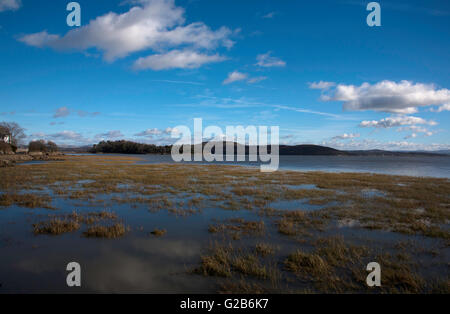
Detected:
[{"left": 90, "top": 140, "right": 171, "bottom": 154}]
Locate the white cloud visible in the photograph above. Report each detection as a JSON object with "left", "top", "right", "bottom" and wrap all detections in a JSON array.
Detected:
[
  {"left": 360, "top": 115, "right": 437, "bottom": 139},
  {"left": 315, "top": 80, "right": 450, "bottom": 114},
  {"left": 262, "top": 12, "right": 276, "bottom": 19},
  {"left": 397, "top": 126, "right": 434, "bottom": 139},
  {"left": 53, "top": 107, "right": 100, "bottom": 118},
  {"left": 163, "top": 127, "right": 180, "bottom": 135},
  {"left": 96, "top": 130, "right": 124, "bottom": 139},
  {"left": 359, "top": 116, "right": 437, "bottom": 128},
  {"left": 133, "top": 49, "right": 225, "bottom": 70},
  {"left": 274, "top": 105, "right": 343, "bottom": 118},
  {"left": 223, "top": 71, "right": 248, "bottom": 85},
  {"left": 78, "top": 110, "right": 100, "bottom": 117},
  {"left": 19, "top": 31, "right": 59, "bottom": 47},
  {"left": 48, "top": 131, "right": 83, "bottom": 140},
  {"left": 247, "top": 76, "right": 268, "bottom": 84},
  {"left": 322, "top": 138, "right": 450, "bottom": 152},
  {"left": 53, "top": 107, "right": 70, "bottom": 118},
  {"left": 0, "top": 0, "right": 21, "bottom": 12},
  {"left": 331, "top": 133, "right": 360, "bottom": 140},
  {"left": 430, "top": 103, "right": 450, "bottom": 112},
  {"left": 18, "top": 0, "right": 234, "bottom": 65},
  {"left": 256, "top": 52, "right": 286, "bottom": 68},
  {"left": 30, "top": 132, "right": 46, "bottom": 138},
  {"left": 134, "top": 128, "right": 162, "bottom": 137},
  {"left": 309, "top": 81, "right": 335, "bottom": 90}
]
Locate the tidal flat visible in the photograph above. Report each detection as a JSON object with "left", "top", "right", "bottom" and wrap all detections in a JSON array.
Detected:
[{"left": 0, "top": 155, "right": 449, "bottom": 293}]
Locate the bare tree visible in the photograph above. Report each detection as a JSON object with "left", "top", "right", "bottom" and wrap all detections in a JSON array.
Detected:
[{"left": 0, "top": 122, "right": 26, "bottom": 146}]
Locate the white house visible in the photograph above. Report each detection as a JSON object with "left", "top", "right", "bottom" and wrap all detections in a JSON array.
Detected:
[{"left": 0, "top": 129, "right": 12, "bottom": 144}]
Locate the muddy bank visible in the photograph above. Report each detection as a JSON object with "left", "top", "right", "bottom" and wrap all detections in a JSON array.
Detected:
[{"left": 0, "top": 152, "right": 65, "bottom": 167}]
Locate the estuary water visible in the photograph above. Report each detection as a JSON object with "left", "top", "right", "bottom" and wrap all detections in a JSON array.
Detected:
[{"left": 114, "top": 154, "right": 450, "bottom": 178}]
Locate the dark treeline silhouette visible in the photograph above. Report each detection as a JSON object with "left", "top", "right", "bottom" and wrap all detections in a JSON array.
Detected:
[
  {"left": 90, "top": 140, "right": 171, "bottom": 154},
  {"left": 29, "top": 140, "right": 58, "bottom": 153},
  {"left": 89, "top": 140, "right": 444, "bottom": 157}
]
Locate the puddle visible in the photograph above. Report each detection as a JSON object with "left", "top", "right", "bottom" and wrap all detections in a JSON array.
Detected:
[
  {"left": 361, "top": 189, "right": 387, "bottom": 198},
  {"left": 285, "top": 184, "right": 317, "bottom": 190},
  {"left": 268, "top": 199, "right": 326, "bottom": 211}
]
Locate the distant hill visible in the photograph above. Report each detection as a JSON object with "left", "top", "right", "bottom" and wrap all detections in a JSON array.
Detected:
[
  {"left": 415, "top": 149, "right": 450, "bottom": 155},
  {"left": 86, "top": 140, "right": 447, "bottom": 157},
  {"left": 279, "top": 145, "right": 347, "bottom": 155}
]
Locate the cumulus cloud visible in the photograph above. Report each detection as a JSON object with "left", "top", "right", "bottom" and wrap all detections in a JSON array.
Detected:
[
  {"left": 397, "top": 126, "right": 434, "bottom": 139},
  {"left": 331, "top": 133, "right": 360, "bottom": 140},
  {"left": 19, "top": 31, "right": 59, "bottom": 47},
  {"left": 0, "top": 0, "right": 21, "bottom": 12},
  {"left": 322, "top": 138, "right": 450, "bottom": 152},
  {"left": 133, "top": 49, "right": 225, "bottom": 70},
  {"left": 360, "top": 115, "right": 437, "bottom": 139},
  {"left": 223, "top": 71, "right": 248, "bottom": 85},
  {"left": 314, "top": 80, "right": 450, "bottom": 114},
  {"left": 430, "top": 103, "right": 450, "bottom": 112},
  {"left": 18, "top": 0, "right": 234, "bottom": 66},
  {"left": 359, "top": 116, "right": 437, "bottom": 128},
  {"left": 53, "top": 107, "right": 70, "bottom": 118},
  {"left": 256, "top": 52, "right": 286, "bottom": 68},
  {"left": 163, "top": 127, "right": 180, "bottom": 135}
]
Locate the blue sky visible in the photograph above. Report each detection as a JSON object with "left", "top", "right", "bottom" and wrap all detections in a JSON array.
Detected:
[{"left": 0, "top": 0, "right": 449, "bottom": 150}]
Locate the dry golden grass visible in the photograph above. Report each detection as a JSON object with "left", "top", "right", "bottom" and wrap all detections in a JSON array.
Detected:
[
  {"left": 285, "top": 250, "right": 330, "bottom": 278},
  {"left": 0, "top": 193, "right": 53, "bottom": 209},
  {"left": 209, "top": 218, "right": 265, "bottom": 239},
  {"left": 83, "top": 223, "right": 127, "bottom": 238},
  {"left": 255, "top": 243, "right": 275, "bottom": 257},
  {"left": 33, "top": 218, "right": 80, "bottom": 235},
  {"left": 195, "top": 243, "right": 280, "bottom": 281},
  {"left": 33, "top": 210, "right": 121, "bottom": 237}
]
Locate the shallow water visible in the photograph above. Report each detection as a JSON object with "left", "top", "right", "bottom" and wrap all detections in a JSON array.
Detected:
[
  {"left": 1, "top": 157, "right": 449, "bottom": 293},
  {"left": 77, "top": 154, "right": 450, "bottom": 178}
]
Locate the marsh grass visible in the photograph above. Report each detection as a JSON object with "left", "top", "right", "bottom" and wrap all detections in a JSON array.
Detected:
[
  {"left": 195, "top": 243, "right": 280, "bottom": 282},
  {"left": 83, "top": 223, "right": 128, "bottom": 238},
  {"left": 33, "top": 210, "right": 122, "bottom": 237},
  {"left": 0, "top": 193, "right": 53, "bottom": 209},
  {"left": 1, "top": 155, "right": 448, "bottom": 240},
  {"left": 150, "top": 228, "right": 167, "bottom": 237},
  {"left": 33, "top": 218, "right": 80, "bottom": 235},
  {"left": 255, "top": 243, "right": 276, "bottom": 257},
  {"left": 1, "top": 155, "right": 449, "bottom": 293},
  {"left": 209, "top": 218, "right": 265, "bottom": 239},
  {"left": 285, "top": 250, "right": 330, "bottom": 278}
]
